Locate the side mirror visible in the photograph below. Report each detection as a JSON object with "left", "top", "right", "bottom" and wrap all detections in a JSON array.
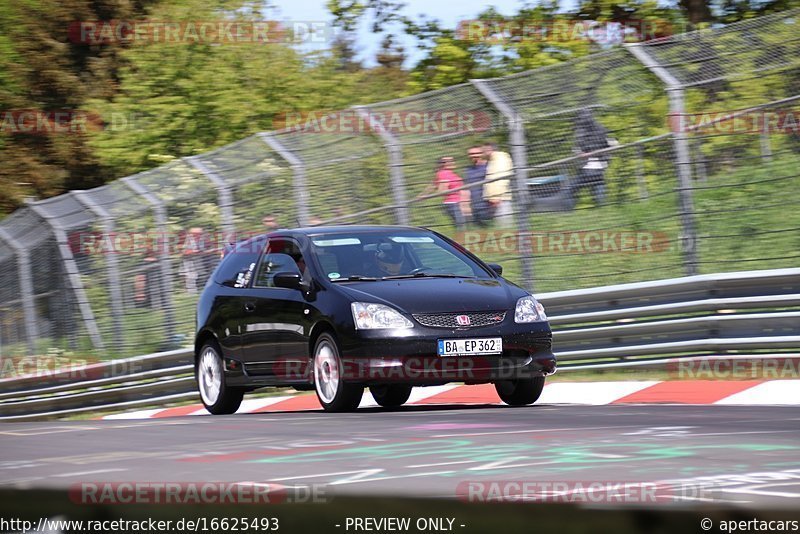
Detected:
[
  {"left": 273, "top": 271, "right": 304, "bottom": 290},
  {"left": 487, "top": 263, "right": 503, "bottom": 276}
]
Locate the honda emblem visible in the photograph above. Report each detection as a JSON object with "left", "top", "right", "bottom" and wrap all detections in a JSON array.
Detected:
[{"left": 456, "top": 315, "right": 471, "bottom": 326}]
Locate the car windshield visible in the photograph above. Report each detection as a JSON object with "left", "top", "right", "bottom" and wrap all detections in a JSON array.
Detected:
[{"left": 309, "top": 230, "right": 492, "bottom": 281}]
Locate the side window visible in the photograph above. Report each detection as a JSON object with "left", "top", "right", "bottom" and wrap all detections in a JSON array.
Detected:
[
  {"left": 254, "top": 238, "right": 309, "bottom": 286},
  {"left": 212, "top": 238, "right": 264, "bottom": 287},
  {"left": 254, "top": 253, "right": 300, "bottom": 288}
]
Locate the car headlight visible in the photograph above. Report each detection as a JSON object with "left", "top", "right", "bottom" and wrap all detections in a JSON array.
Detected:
[
  {"left": 351, "top": 302, "right": 413, "bottom": 329},
  {"left": 515, "top": 296, "right": 547, "bottom": 323}
]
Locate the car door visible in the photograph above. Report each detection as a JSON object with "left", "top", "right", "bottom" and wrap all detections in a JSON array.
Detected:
[{"left": 240, "top": 238, "right": 313, "bottom": 378}]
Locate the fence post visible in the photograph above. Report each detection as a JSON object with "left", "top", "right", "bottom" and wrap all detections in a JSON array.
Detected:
[
  {"left": 121, "top": 176, "right": 177, "bottom": 347},
  {"left": 760, "top": 131, "right": 773, "bottom": 161},
  {"left": 626, "top": 43, "right": 699, "bottom": 276},
  {"left": 471, "top": 79, "right": 535, "bottom": 292},
  {"left": 0, "top": 225, "right": 39, "bottom": 353},
  {"left": 73, "top": 191, "right": 125, "bottom": 351},
  {"left": 694, "top": 138, "right": 708, "bottom": 183},
  {"left": 25, "top": 201, "right": 105, "bottom": 349},
  {"left": 258, "top": 133, "right": 310, "bottom": 227},
  {"left": 635, "top": 144, "right": 649, "bottom": 199},
  {"left": 185, "top": 156, "right": 236, "bottom": 235},
  {"left": 353, "top": 106, "right": 410, "bottom": 225}
]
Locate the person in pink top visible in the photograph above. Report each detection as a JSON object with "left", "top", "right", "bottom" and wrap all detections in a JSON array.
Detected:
[{"left": 418, "top": 156, "right": 465, "bottom": 230}]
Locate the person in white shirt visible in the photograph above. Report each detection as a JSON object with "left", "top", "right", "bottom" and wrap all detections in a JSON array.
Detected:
[{"left": 482, "top": 143, "right": 514, "bottom": 227}]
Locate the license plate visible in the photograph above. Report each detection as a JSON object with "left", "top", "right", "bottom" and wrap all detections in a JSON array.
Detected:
[{"left": 437, "top": 337, "right": 502, "bottom": 356}]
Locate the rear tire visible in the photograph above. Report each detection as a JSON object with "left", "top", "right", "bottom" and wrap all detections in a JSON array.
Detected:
[
  {"left": 495, "top": 377, "right": 545, "bottom": 406},
  {"left": 370, "top": 384, "right": 412, "bottom": 408},
  {"left": 197, "top": 341, "right": 244, "bottom": 415},
  {"left": 313, "top": 333, "right": 363, "bottom": 412}
]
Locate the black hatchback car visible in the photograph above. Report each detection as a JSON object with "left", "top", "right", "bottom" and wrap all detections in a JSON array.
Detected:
[{"left": 194, "top": 226, "right": 555, "bottom": 413}]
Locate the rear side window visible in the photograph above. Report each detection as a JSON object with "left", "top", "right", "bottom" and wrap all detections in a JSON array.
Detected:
[
  {"left": 253, "top": 253, "right": 300, "bottom": 287},
  {"left": 212, "top": 238, "right": 266, "bottom": 287}
]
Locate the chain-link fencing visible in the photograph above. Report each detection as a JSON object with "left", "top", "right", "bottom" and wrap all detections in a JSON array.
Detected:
[{"left": 1, "top": 10, "right": 798, "bottom": 358}]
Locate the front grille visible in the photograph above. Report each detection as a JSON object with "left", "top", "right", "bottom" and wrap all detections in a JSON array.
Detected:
[{"left": 412, "top": 311, "right": 506, "bottom": 328}]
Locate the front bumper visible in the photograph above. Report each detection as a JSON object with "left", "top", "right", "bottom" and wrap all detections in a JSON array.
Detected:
[{"left": 338, "top": 321, "right": 555, "bottom": 385}]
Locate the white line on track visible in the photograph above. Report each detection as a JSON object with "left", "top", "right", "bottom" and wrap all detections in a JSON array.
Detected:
[
  {"left": 432, "top": 424, "right": 637, "bottom": 438},
  {"left": 53, "top": 468, "right": 128, "bottom": 478},
  {"left": 405, "top": 460, "right": 478, "bottom": 469}
]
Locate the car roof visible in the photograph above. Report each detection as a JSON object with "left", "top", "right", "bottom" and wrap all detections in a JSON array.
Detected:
[
  {"left": 282, "top": 225, "right": 427, "bottom": 236},
  {"left": 251, "top": 225, "right": 430, "bottom": 240},
  {"left": 229, "top": 225, "right": 433, "bottom": 250}
]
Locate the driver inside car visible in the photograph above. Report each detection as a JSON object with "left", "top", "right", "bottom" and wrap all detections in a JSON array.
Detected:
[{"left": 368, "top": 241, "right": 408, "bottom": 277}]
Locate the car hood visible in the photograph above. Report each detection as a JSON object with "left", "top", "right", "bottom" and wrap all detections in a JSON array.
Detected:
[{"left": 332, "top": 277, "right": 521, "bottom": 314}]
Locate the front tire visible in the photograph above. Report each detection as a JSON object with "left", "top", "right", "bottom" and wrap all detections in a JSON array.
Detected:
[
  {"left": 197, "top": 341, "right": 244, "bottom": 415},
  {"left": 370, "top": 384, "right": 412, "bottom": 408},
  {"left": 495, "top": 377, "right": 545, "bottom": 406},
  {"left": 313, "top": 333, "right": 363, "bottom": 412}
]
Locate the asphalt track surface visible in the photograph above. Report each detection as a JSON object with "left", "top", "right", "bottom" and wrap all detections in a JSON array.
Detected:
[{"left": 2, "top": 404, "right": 800, "bottom": 508}]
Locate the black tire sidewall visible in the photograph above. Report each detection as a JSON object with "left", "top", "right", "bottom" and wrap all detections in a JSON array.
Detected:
[
  {"left": 495, "top": 377, "right": 545, "bottom": 406},
  {"left": 370, "top": 384, "right": 413, "bottom": 408}
]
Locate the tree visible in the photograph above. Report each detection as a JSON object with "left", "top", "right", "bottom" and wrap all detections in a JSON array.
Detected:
[
  {"left": 87, "top": 0, "right": 409, "bottom": 176},
  {"left": 0, "top": 0, "right": 156, "bottom": 212}
]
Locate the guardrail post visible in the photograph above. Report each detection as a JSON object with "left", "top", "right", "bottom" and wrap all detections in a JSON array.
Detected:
[
  {"left": 0, "top": 225, "right": 39, "bottom": 353},
  {"left": 626, "top": 43, "right": 699, "bottom": 276},
  {"left": 471, "top": 79, "right": 536, "bottom": 291},
  {"left": 24, "top": 201, "right": 105, "bottom": 350},
  {"left": 73, "top": 191, "right": 125, "bottom": 350},
  {"left": 353, "top": 106, "right": 410, "bottom": 225},
  {"left": 122, "top": 176, "right": 177, "bottom": 346},
  {"left": 258, "top": 133, "right": 310, "bottom": 227},
  {"left": 185, "top": 156, "right": 236, "bottom": 235}
]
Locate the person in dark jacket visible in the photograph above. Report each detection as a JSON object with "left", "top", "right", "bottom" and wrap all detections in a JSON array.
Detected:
[
  {"left": 464, "top": 146, "right": 489, "bottom": 226},
  {"left": 568, "top": 109, "right": 614, "bottom": 207}
]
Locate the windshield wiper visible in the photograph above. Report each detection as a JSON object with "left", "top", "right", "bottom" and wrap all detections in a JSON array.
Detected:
[
  {"left": 380, "top": 273, "right": 476, "bottom": 280},
  {"left": 331, "top": 275, "right": 380, "bottom": 282}
]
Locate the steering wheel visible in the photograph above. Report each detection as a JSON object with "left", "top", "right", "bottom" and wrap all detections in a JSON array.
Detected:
[{"left": 408, "top": 266, "right": 428, "bottom": 275}]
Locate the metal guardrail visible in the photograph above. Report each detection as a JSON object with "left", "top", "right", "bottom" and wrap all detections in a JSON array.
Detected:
[{"left": 1, "top": 268, "right": 798, "bottom": 420}]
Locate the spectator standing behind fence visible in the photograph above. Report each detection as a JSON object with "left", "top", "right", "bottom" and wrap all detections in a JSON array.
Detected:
[
  {"left": 482, "top": 143, "right": 514, "bottom": 227},
  {"left": 262, "top": 214, "right": 278, "bottom": 232},
  {"left": 181, "top": 227, "right": 206, "bottom": 294},
  {"left": 568, "top": 109, "right": 616, "bottom": 207},
  {"left": 465, "top": 146, "right": 490, "bottom": 226},
  {"left": 418, "top": 156, "right": 465, "bottom": 230}
]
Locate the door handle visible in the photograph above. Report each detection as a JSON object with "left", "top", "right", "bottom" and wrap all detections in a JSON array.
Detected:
[{"left": 244, "top": 302, "right": 256, "bottom": 312}]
